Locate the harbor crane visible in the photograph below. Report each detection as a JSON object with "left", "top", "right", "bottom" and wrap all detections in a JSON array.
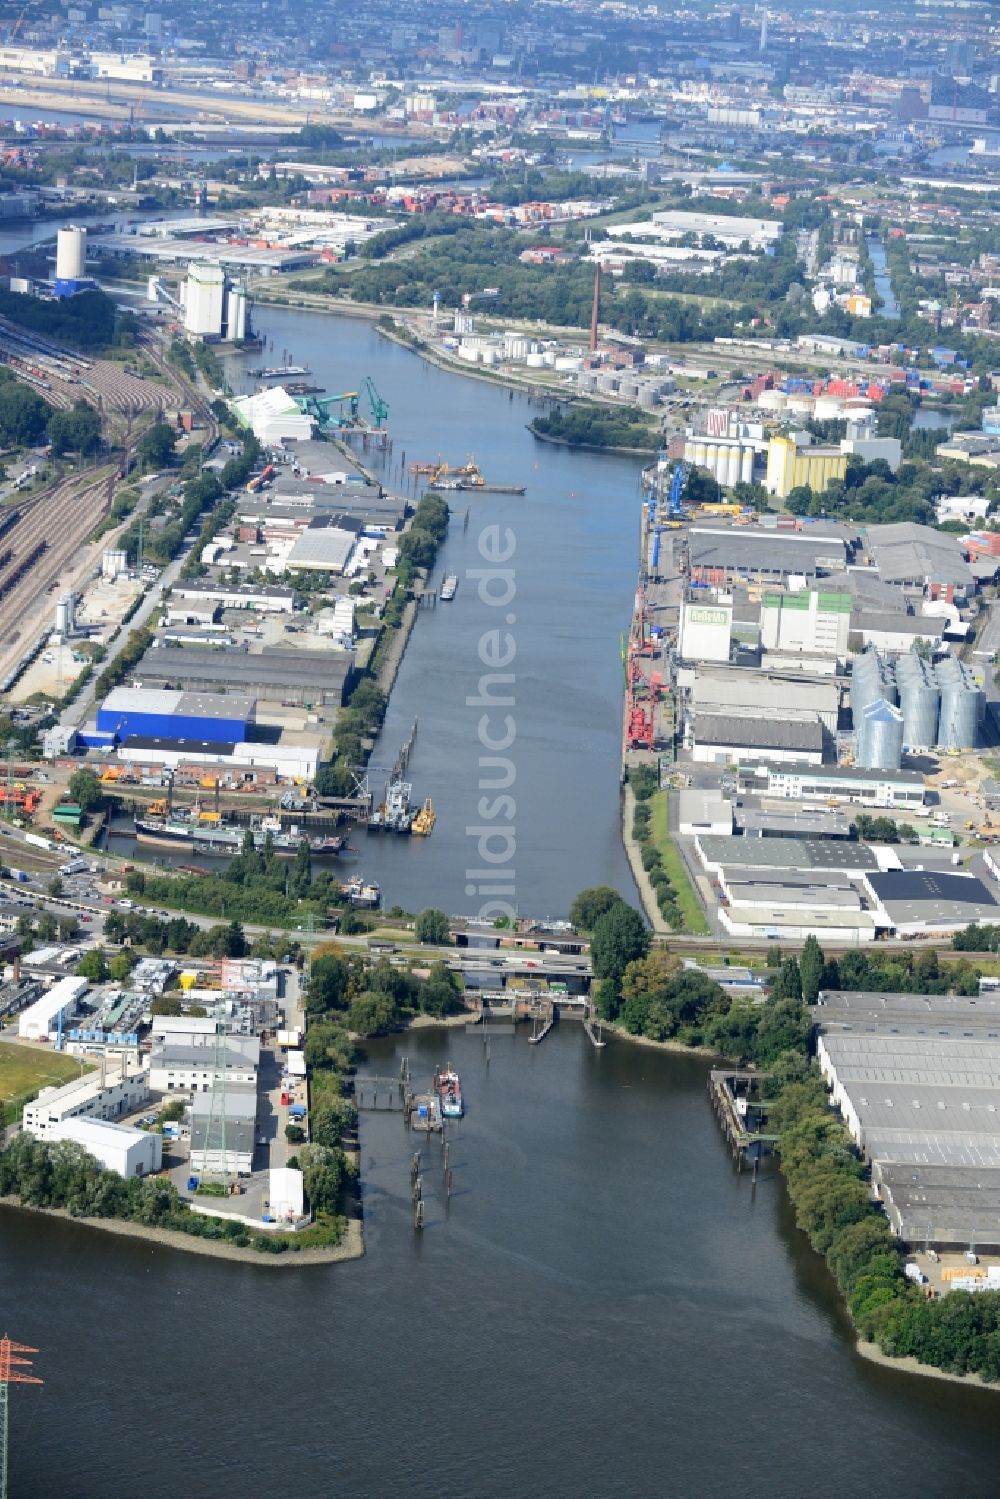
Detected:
[{"left": 0, "top": 1336, "right": 42, "bottom": 1499}]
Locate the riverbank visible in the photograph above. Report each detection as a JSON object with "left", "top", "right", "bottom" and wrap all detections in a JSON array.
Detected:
[
  {"left": 374, "top": 318, "right": 562, "bottom": 403},
  {"left": 622, "top": 783, "right": 672, "bottom": 935},
  {"left": 856, "top": 1339, "right": 1000, "bottom": 1392},
  {"left": 0, "top": 1196, "right": 365, "bottom": 1266},
  {"left": 528, "top": 424, "right": 658, "bottom": 458}
]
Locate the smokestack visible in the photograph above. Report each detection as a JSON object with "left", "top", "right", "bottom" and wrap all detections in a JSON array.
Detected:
[{"left": 590, "top": 263, "right": 601, "bottom": 353}]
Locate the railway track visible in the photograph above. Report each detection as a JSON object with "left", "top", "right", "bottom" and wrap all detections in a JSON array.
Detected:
[{"left": 0, "top": 468, "right": 115, "bottom": 667}]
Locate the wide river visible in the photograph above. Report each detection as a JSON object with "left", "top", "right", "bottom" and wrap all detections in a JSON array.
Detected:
[
  {"left": 3, "top": 1024, "right": 1000, "bottom": 1497},
  {"left": 8, "top": 304, "right": 1000, "bottom": 1498},
  {"left": 116, "top": 304, "right": 644, "bottom": 920}
]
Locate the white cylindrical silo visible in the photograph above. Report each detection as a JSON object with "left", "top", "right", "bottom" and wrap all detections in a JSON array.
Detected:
[
  {"left": 724, "top": 447, "right": 739, "bottom": 487},
  {"left": 740, "top": 446, "right": 753, "bottom": 484},
  {"left": 56, "top": 226, "right": 86, "bottom": 281}
]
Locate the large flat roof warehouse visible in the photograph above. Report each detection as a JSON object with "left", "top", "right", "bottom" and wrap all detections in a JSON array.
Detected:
[
  {"left": 723, "top": 874, "right": 863, "bottom": 908},
  {"left": 100, "top": 686, "right": 257, "bottom": 723},
  {"left": 863, "top": 522, "right": 974, "bottom": 590},
  {"left": 137, "top": 646, "right": 355, "bottom": 706},
  {"left": 688, "top": 527, "right": 848, "bottom": 581},
  {"left": 737, "top": 807, "right": 852, "bottom": 837},
  {"left": 285, "top": 523, "right": 358, "bottom": 574},
  {"left": 691, "top": 667, "right": 839, "bottom": 727},
  {"left": 89, "top": 232, "right": 319, "bottom": 274},
  {"left": 814, "top": 989, "right": 1000, "bottom": 1035},
  {"left": 696, "top": 834, "right": 883, "bottom": 874},
  {"left": 865, "top": 869, "right": 999, "bottom": 931},
  {"left": 693, "top": 713, "right": 824, "bottom": 755}
]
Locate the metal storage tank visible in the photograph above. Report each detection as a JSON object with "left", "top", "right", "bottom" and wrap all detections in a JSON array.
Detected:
[
  {"left": 757, "top": 390, "right": 787, "bottom": 412},
  {"left": 850, "top": 648, "right": 895, "bottom": 722},
  {"left": 788, "top": 394, "right": 816, "bottom": 416},
  {"left": 637, "top": 386, "right": 659, "bottom": 408},
  {"left": 724, "top": 447, "right": 739, "bottom": 487},
  {"left": 897, "top": 658, "right": 939, "bottom": 749},
  {"left": 858, "top": 698, "right": 903, "bottom": 771},
  {"left": 578, "top": 371, "right": 598, "bottom": 393},
  {"left": 937, "top": 680, "right": 980, "bottom": 750},
  {"left": 740, "top": 447, "right": 754, "bottom": 484}
]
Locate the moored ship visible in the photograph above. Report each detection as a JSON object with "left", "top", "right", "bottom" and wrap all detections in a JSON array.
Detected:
[
  {"left": 435, "top": 1066, "right": 464, "bottom": 1118},
  {"left": 134, "top": 809, "right": 345, "bottom": 858}
]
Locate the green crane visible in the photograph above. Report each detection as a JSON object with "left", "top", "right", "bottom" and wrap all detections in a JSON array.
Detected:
[{"left": 362, "top": 377, "right": 389, "bottom": 428}]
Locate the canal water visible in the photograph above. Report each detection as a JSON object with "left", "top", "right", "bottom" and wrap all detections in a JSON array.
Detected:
[
  {"left": 3, "top": 1024, "right": 1000, "bottom": 1499},
  {"left": 866, "top": 235, "right": 899, "bottom": 321},
  {"left": 184, "top": 307, "right": 639, "bottom": 922}
]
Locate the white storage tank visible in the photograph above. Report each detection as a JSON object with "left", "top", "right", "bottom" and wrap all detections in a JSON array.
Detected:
[
  {"left": 814, "top": 395, "right": 845, "bottom": 420},
  {"left": 788, "top": 394, "right": 815, "bottom": 416},
  {"left": 525, "top": 352, "right": 546, "bottom": 369},
  {"left": 55, "top": 225, "right": 86, "bottom": 281},
  {"left": 740, "top": 447, "right": 754, "bottom": 484},
  {"left": 102, "top": 548, "right": 127, "bottom": 580},
  {"left": 757, "top": 390, "right": 787, "bottom": 412}
]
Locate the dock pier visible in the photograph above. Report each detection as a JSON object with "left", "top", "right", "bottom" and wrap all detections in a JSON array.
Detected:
[
  {"left": 708, "top": 1069, "right": 777, "bottom": 1169},
  {"left": 583, "top": 1011, "right": 606, "bottom": 1049}
]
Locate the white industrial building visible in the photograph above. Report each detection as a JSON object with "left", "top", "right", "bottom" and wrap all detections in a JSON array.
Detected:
[
  {"left": 269, "top": 1166, "right": 305, "bottom": 1223},
  {"left": 718, "top": 904, "right": 877, "bottom": 944},
  {"left": 18, "top": 976, "right": 88, "bottom": 1040},
  {"left": 149, "top": 1036, "right": 260, "bottom": 1094},
  {"left": 760, "top": 589, "right": 852, "bottom": 660},
  {"left": 46, "top": 1117, "right": 162, "bottom": 1178},
  {"left": 678, "top": 598, "right": 733, "bottom": 663},
  {"left": 22, "top": 1059, "right": 148, "bottom": 1136},
  {"left": 691, "top": 712, "right": 824, "bottom": 765},
  {"left": 610, "top": 210, "right": 783, "bottom": 250},
  {"left": 230, "top": 385, "right": 315, "bottom": 444},
  {"left": 677, "top": 788, "right": 733, "bottom": 837},
  {"left": 183, "top": 262, "right": 226, "bottom": 338},
  {"left": 735, "top": 760, "right": 927, "bottom": 810}
]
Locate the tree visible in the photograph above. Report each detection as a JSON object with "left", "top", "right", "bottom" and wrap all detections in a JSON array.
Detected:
[
  {"left": 68, "top": 767, "right": 103, "bottom": 812},
  {"left": 591, "top": 902, "right": 649, "bottom": 991},
  {"left": 799, "top": 935, "right": 824, "bottom": 1005},
  {"left": 136, "top": 421, "right": 177, "bottom": 471},
  {"left": 346, "top": 990, "right": 400, "bottom": 1036},
  {"left": 419, "top": 961, "right": 463, "bottom": 1017},
  {"left": 78, "top": 947, "right": 108, "bottom": 982},
  {"left": 772, "top": 957, "right": 803, "bottom": 1002},
  {"left": 569, "top": 885, "right": 625, "bottom": 931},
  {"left": 308, "top": 953, "right": 350, "bottom": 1013},
  {"left": 415, "top": 907, "right": 450, "bottom": 944},
  {"left": 47, "top": 875, "right": 63, "bottom": 898},
  {"left": 48, "top": 400, "right": 102, "bottom": 456},
  {"left": 108, "top": 951, "right": 136, "bottom": 982}
]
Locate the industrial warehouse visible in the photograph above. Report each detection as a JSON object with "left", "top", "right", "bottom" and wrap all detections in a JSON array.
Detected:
[{"left": 815, "top": 991, "right": 1000, "bottom": 1249}]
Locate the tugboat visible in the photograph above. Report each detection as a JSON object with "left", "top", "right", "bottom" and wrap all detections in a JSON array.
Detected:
[{"left": 435, "top": 1066, "right": 464, "bottom": 1119}]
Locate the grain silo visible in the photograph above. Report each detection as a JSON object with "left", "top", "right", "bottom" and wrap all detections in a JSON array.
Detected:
[
  {"left": 857, "top": 697, "right": 904, "bottom": 771},
  {"left": 896, "top": 651, "right": 940, "bottom": 750}
]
